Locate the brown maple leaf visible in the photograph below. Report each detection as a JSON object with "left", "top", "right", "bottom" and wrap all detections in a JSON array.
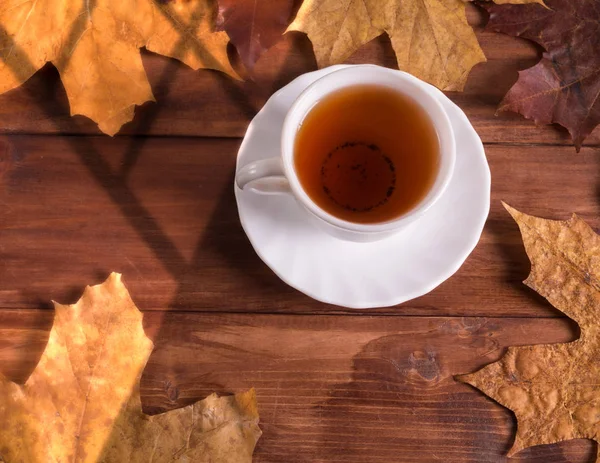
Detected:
[
  {"left": 216, "top": 0, "right": 295, "bottom": 71},
  {"left": 0, "top": 273, "right": 261, "bottom": 462},
  {"left": 484, "top": 0, "right": 600, "bottom": 150},
  {"left": 457, "top": 203, "right": 600, "bottom": 459},
  {"left": 287, "top": 0, "right": 539, "bottom": 91},
  {"left": 0, "top": 0, "right": 237, "bottom": 135}
]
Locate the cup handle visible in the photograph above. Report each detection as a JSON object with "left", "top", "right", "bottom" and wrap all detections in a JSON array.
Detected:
[{"left": 235, "top": 158, "right": 292, "bottom": 195}]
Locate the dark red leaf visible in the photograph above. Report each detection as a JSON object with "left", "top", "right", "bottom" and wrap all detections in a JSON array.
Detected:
[
  {"left": 485, "top": 0, "right": 600, "bottom": 150},
  {"left": 216, "top": 0, "right": 295, "bottom": 71}
]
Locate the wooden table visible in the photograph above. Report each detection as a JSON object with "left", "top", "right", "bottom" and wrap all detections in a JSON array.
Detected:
[{"left": 1, "top": 6, "right": 599, "bottom": 462}]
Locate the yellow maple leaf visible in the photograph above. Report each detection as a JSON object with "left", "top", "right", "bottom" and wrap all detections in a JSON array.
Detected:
[
  {"left": 0, "top": 0, "right": 237, "bottom": 135},
  {"left": 0, "top": 273, "right": 261, "bottom": 462},
  {"left": 457, "top": 203, "right": 600, "bottom": 460},
  {"left": 288, "top": 0, "right": 540, "bottom": 91}
]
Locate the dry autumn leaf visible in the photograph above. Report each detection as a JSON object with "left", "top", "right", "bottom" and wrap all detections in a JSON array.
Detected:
[
  {"left": 288, "top": 0, "right": 539, "bottom": 91},
  {"left": 457, "top": 203, "right": 600, "bottom": 459},
  {"left": 0, "top": 0, "right": 237, "bottom": 135},
  {"left": 216, "top": 0, "right": 295, "bottom": 71},
  {"left": 0, "top": 273, "right": 261, "bottom": 462},
  {"left": 484, "top": 0, "right": 600, "bottom": 150}
]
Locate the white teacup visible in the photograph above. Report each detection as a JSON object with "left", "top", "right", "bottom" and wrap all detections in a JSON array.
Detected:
[{"left": 236, "top": 65, "right": 456, "bottom": 242}]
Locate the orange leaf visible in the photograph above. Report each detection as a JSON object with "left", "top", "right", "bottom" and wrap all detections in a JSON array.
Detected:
[{"left": 0, "top": 0, "right": 238, "bottom": 135}]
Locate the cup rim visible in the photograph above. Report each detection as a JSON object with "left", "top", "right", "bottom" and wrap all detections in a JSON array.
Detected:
[{"left": 281, "top": 64, "right": 456, "bottom": 234}]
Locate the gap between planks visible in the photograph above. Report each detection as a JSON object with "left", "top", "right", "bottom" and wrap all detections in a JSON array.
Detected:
[
  {"left": 1, "top": 133, "right": 596, "bottom": 150},
  {"left": 0, "top": 306, "right": 574, "bottom": 320}
]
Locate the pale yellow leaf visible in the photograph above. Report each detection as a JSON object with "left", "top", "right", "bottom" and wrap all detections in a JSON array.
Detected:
[
  {"left": 288, "top": 0, "right": 487, "bottom": 91},
  {"left": 0, "top": 273, "right": 261, "bottom": 462}
]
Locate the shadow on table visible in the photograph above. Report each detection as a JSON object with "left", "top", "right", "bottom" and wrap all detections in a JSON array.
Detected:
[
  {"left": 485, "top": 215, "right": 565, "bottom": 315},
  {"left": 0, "top": 0, "right": 263, "bottom": 398},
  {"left": 169, "top": 167, "right": 295, "bottom": 310},
  {"left": 314, "top": 326, "right": 594, "bottom": 463}
]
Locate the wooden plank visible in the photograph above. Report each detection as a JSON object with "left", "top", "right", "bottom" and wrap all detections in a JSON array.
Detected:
[
  {"left": 1, "top": 135, "right": 598, "bottom": 316},
  {"left": 0, "top": 6, "right": 597, "bottom": 146},
  {"left": 0, "top": 309, "right": 592, "bottom": 462}
]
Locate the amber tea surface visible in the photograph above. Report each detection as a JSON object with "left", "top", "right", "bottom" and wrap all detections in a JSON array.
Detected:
[{"left": 294, "top": 85, "right": 440, "bottom": 224}]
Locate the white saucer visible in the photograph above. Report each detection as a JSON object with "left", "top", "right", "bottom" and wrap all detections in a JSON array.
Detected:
[{"left": 235, "top": 65, "right": 490, "bottom": 309}]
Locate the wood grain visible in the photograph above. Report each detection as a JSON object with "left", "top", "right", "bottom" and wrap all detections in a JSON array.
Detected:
[
  {"left": 0, "top": 6, "right": 597, "bottom": 147},
  {"left": 1, "top": 135, "right": 599, "bottom": 316},
  {"left": 0, "top": 309, "right": 593, "bottom": 463},
  {"left": 1, "top": 3, "right": 600, "bottom": 462}
]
